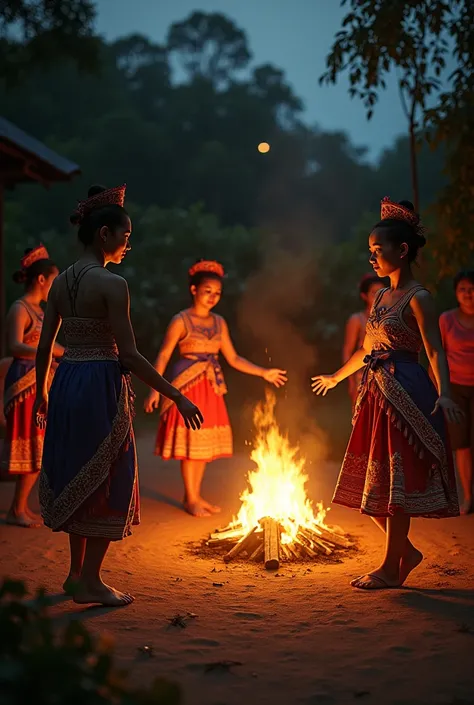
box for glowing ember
[206,391,352,568]
[236,390,327,543]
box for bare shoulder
[439,308,456,321]
[215,313,227,327]
[7,300,29,322]
[410,287,435,314]
[412,287,433,303]
[347,312,362,325]
[168,312,186,331]
[102,270,129,292]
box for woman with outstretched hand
[312,197,462,591]
[34,184,203,608]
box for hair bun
[398,200,415,211]
[69,210,82,225]
[23,247,33,255]
[12,269,27,284]
[87,184,107,198]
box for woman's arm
[144,316,185,412]
[36,284,62,399]
[105,276,202,428]
[151,315,185,375]
[410,291,463,422]
[220,318,287,386]
[6,304,37,359]
[410,291,450,396]
[220,318,264,377]
[106,277,184,398]
[312,337,369,395]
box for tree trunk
[409,118,420,213]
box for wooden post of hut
[0,117,80,356]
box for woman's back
[54,263,117,321]
[54,264,122,358]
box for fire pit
[206,391,354,570]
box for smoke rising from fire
[237,237,329,465]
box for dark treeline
[1,11,453,456]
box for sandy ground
[1,431,474,705]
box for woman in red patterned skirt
[0,246,63,527]
[312,198,462,590]
[145,260,287,517]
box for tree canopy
[320,0,474,274]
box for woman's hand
[311,374,338,396]
[432,395,464,424]
[176,395,204,430]
[33,393,48,429]
[144,390,160,414]
[262,368,288,388]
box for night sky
[95,0,416,162]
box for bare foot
[26,508,42,522]
[199,497,222,514]
[6,510,42,528]
[63,574,82,596]
[73,581,134,606]
[183,500,212,517]
[351,568,400,590]
[399,547,423,585]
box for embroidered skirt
[40,358,139,540]
[155,363,233,462]
[1,359,45,477]
[334,357,459,518]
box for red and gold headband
[74,184,126,223]
[380,196,420,228]
[21,244,49,270]
[188,260,225,278]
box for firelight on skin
[145,259,288,519]
[312,196,463,592]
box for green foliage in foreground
[0,579,181,705]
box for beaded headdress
[188,260,225,278]
[380,196,420,228]
[73,184,126,223]
[21,244,50,270]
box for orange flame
[234,390,328,543]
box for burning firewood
[294,536,318,559]
[261,517,280,570]
[223,527,257,563]
[203,392,355,570]
[249,542,264,562]
[210,528,243,541]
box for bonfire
[207,391,353,570]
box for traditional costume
[333,198,459,518]
[155,260,233,462]
[0,246,53,478]
[40,185,140,540]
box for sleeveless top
[178,311,222,358]
[62,264,119,363]
[365,285,426,355]
[439,309,474,386]
[15,299,44,353]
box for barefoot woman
[34,185,203,606]
[312,198,462,590]
[1,246,62,527]
[145,260,287,517]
